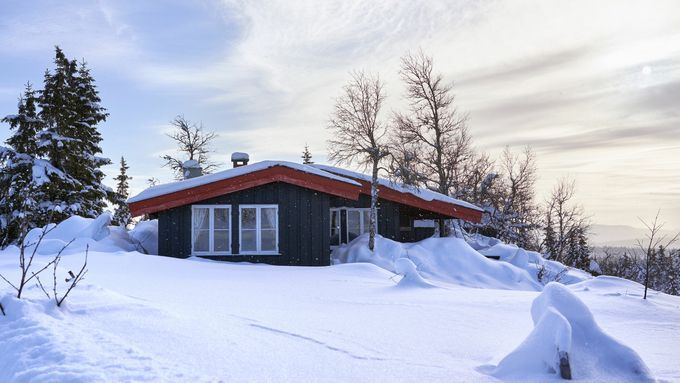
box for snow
[333,234,545,290]
[231,152,250,161]
[394,257,435,288]
[130,219,158,254]
[311,164,483,212]
[1,216,679,382]
[485,282,655,382]
[22,214,139,255]
[128,161,361,204]
[181,159,200,169]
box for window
[239,205,279,254]
[192,205,231,255]
[330,208,377,246]
[330,209,341,246]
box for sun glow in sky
[0,0,679,229]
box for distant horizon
[1,0,678,230]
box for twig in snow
[53,244,88,307]
[33,273,51,299]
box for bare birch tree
[636,211,679,299]
[543,178,590,267]
[328,71,390,251]
[394,51,472,235]
[162,115,219,179]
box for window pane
[214,230,230,252]
[241,208,256,229]
[241,230,257,252]
[214,208,230,230]
[193,208,209,230]
[261,208,277,229]
[330,210,340,246]
[362,210,374,234]
[347,210,361,242]
[261,229,277,251]
[193,230,209,252]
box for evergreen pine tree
[576,227,591,270]
[37,46,111,221]
[302,144,313,164]
[0,83,49,246]
[112,157,132,227]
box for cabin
[128,154,483,266]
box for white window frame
[191,205,232,256]
[239,204,279,255]
[330,207,378,247]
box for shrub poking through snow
[488,282,655,382]
[0,218,58,300]
[51,244,88,307]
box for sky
[0,0,679,230]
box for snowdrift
[473,237,592,285]
[333,234,544,291]
[17,214,157,255]
[487,282,655,382]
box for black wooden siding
[157,182,331,266]
[328,194,401,241]
[156,182,443,266]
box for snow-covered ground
[1,217,679,382]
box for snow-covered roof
[311,164,483,212]
[128,161,360,203]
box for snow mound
[333,234,542,291]
[394,258,435,288]
[475,237,591,285]
[130,219,158,255]
[22,213,146,255]
[0,289,202,382]
[488,282,655,382]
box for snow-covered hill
[1,216,678,382]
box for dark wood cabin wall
[329,194,401,241]
[157,182,330,266]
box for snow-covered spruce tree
[301,144,313,164]
[328,71,390,251]
[112,156,132,227]
[0,83,48,246]
[37,47,112,221]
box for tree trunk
[439,218,448,238]
[369,160,379,251]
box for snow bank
[21,213,155,255]
[333,234,542,291]
[130,219,158,255]
[474,236,591,285]
[394,258,435,288]
[488,282,655,382]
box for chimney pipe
[231,152,250,168]
[182,159,202,179]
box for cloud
[1,0,679,228]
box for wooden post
[558,350,572,380]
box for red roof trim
[129,166,361,217]
[347,177,483,223]
[129,165,482,223]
